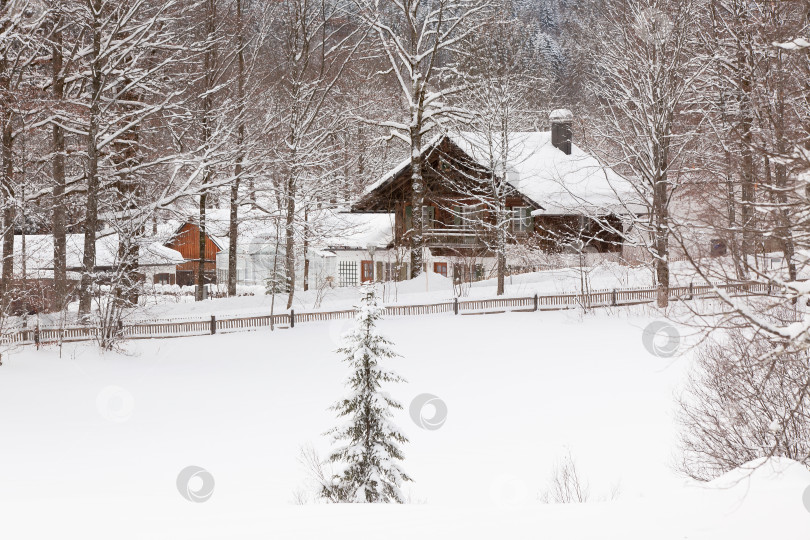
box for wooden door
[361,260,374,283]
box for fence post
[210,315,216,335]
[533,294,538,312]
[290,309,295,328]
[454,297,459,315]
[689,282,694,300]
[611,289,617,306]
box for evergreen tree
[323,287,410,503]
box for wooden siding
[165,223,221,285]
[356,136,625,255]
[166,223,220,262]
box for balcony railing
[422,227,493,248]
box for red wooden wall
[165,223,221,285]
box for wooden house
[352,111,643,280]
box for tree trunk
[112,73,141,311]
[770,52,797,282]
[197,190,208,298]
[303,206,309,292]
[653,170,670,308]
[736,27,756,273]
[52,16,68,308]
[496,204,505,296]
[409,124,424,278]
[725,160,746,280]
[0,0,11,303]
[1,108,13,300]
[78,1,103,318]
[227,173,239,295]
[197,0,217,301]
[285,173,296,309]
[228,0,246,297]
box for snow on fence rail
[2,281,772,346]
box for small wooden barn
[164,222,223,286]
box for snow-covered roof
[210,210,396,257]
[315,212,395,250]
[450,132,643,216]
[359,132,644,216]
[360,134,445,199]
[11,233,183,276]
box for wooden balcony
[422,227,493,248]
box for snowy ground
[1,304,808,538]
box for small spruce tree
[323,286,411,503]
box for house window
[176,270,194,287]
[397,262,409,281]
[422,206,435,229]
[512,207,533,233]
[361,260,374,283]
[460,205,481,228]
[433,262,448,277]
[338,261,357,287]
[379,262,401,281]
[154,273,173,285]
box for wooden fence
[1,281,772,347]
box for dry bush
[677,328,810,481]
[540,450,591,504]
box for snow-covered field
[1,305,808,538]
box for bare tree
[66,0,190,317]
[443,8,539,295]
[592,0,701,307]
[264,0,363,309]
[670,11,810,480]
[355,0,491,278]
[0,0,44,306]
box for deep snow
[0,307,808,539]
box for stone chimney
[550,109,573,155]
